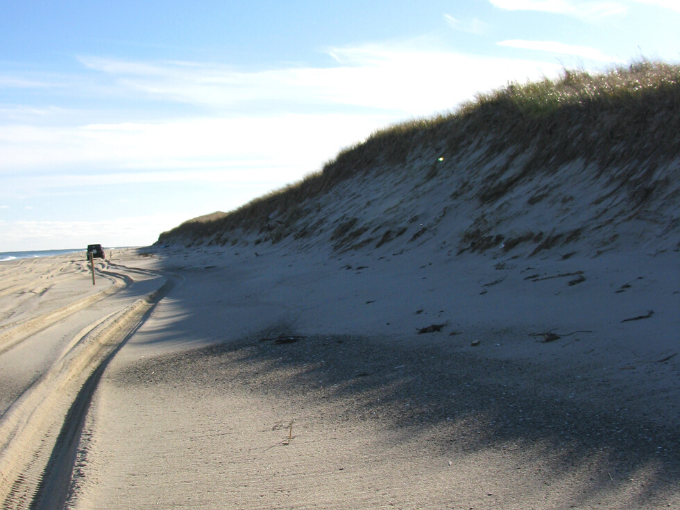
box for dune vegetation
[157,60,680,250]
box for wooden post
[90,252,96,285]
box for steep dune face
[67,63,680,510]
[157,62,680,258]
[217,146,678,260]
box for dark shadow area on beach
[116,304,680,508]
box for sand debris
[417,323,446,334]
[529,271,584,282]
[259,335,305,344]
[621,310,654,323]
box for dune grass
[157,60,680,246]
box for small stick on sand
[282,419,295,445]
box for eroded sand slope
[65,235,679,509]
[0,251,169,509]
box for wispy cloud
[0,106,74,118]
[4,166,326,191]
[79,47,561,117]
[0,114,392,178]
[0,76,52,89]
[498,40,622,62]
[489,0,628,20]
[628,0,680,13]
[444,14,490,34]
[2,47,562,181]
[0,216,186,251]
[0,43,565,250]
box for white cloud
[0,215,186,251]
[0,105,75,119]
[628,0,680,12]
[6,167,314,190]
[489,0,628,20]
[79,47,561,118]
[2,48,563,181]
[0,113,392,178]
[322,45,561,110]
[0,76,52,88]
[444,14,490,34]
[0,44,569,249]
[498,39,622,62]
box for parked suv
[87,244,105,260]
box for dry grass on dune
[157,60,680,247]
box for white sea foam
[0,249,81,262]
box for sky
[1,0,679,251]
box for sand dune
[3,167,679,509]
[2,197,679,509]
[2,64,680,508]
[57,235,679,509]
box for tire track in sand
[0,270,132,357]
[0,277,175,509]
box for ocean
[0,248,84,262]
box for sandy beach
[2,232,676,509]
[2,64,680,508]
[0,251,169,508]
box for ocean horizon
[0,247,142,262]
[0,248,85,262]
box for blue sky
[1,0,678,251]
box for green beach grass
[157,60,680,247]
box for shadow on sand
[118,297,679,508]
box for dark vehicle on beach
[87,244,105,260]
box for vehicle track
[0,259,108,330]
[0,260,84,298]
[0,269,131,357]
[0,277,174,509]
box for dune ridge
[157,61,680,255]
[2,61,679,509]
[55,60,678,509]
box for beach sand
[0,250,169,508]
[3,62,680,508]
[1,168,679,509]
[45,239,680,509]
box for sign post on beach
[89,252,96,285]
